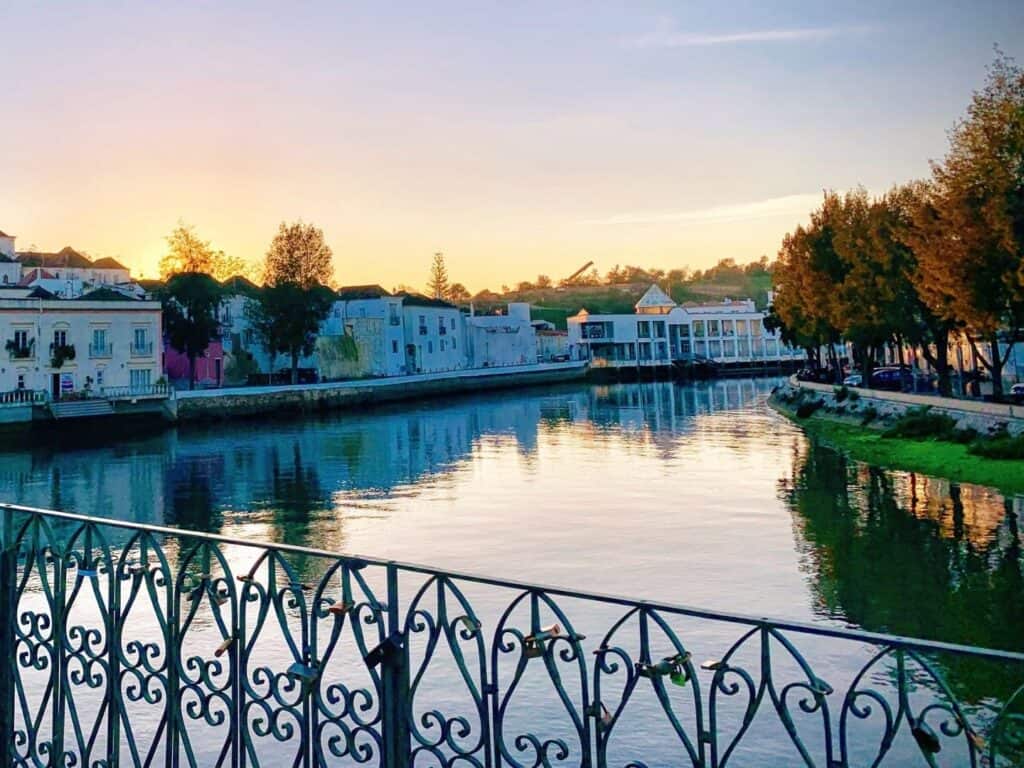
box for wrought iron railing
[130,341,154,358]
[1,502,1022,768]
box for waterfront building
[323,285,407,378]
[0,290,163,399]
[566,283,802,369]
[398,292,466,374]
[464,302,538,368]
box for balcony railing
[0,389,46,407]
[88,342,113,358]
[99,382,171,400]
[0,502,1022,768]
[130,341,154,357]
[5,340,35,361]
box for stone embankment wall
[174,361,587,422]
[780,378,1024,436]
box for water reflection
[2,378,1020,655]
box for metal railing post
[0,508,16,768]
[382,563,411,767]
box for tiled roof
[91,256,128,270]
[395,291,456,309]
[220,275,261,296]
[18,268,57,286]
[337,284,391,300]
[75,287,141,302]
[634,283,676,310]
[17,246,93,269]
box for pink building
[163,339,225,389]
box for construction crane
[561,260,594,286]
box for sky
[2,1,1022,291]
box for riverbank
[174,360,588,422]
[769,389,1024,494]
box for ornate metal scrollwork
[1,503,1023,768]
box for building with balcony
[567,284,803,370]
[398,292,466,374]
[0,291,162,400]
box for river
[4,377,1022,766]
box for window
[418,315,427,335]
[389,305,401,326]
[678,325,690,338]
[736,319,747,335]
[13,329,29,350]
[243,329,254,346]
[440,339,446,351]
[692,320,705,338]
[96,368,104,386]
[450,318,456,330]
[654,322,666,338]
[428,341,433,353]
[638,342,652,360]
[130,368,152,391]
[439,316,447,335]
[722,320,734,336]
[750,319,762,337]
[16,372,25,389]
[92,329,106,348]
[53,329,68,348]
[708,320,720,337]
[637,321,651,338]
[392,340,399,354]
[452,336,456,350]
[134,327,147,348]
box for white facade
[0,296,163,398]
[465,302,538,367]
[567,285,802,367]
[402,298,466,374]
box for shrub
[796,399,824,419]
[882,407,958,441]
[969,432,1024,460]
[848,390,860,402]
[834,385,849,403]
[861,406,878,425]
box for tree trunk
[291,350,299,385]
[920,326,952,397]
[989,335,1004,398]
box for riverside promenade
[172,359,588,421]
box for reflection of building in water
[2,380,783,538]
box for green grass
[771,398,1024,494]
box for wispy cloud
[594,194,823,226]
[623,19,864,49]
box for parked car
[843,372,863,387]
[1011,382,1024,403]
[797,367,832,383]
[870,367,912,391]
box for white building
[464,302,538,368]
[567,284,802,368]
[1,290,163,399]
[399,292,466,373]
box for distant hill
[465,258,774,329]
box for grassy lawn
[771,400,1024,495]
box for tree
[160,222,251,281]
[161,272,223,390]
[248,282,335,384]
[449,283,471,302]
[920,51,1024,396]
[265,221,334,288]
[427,252,450,300]
[535,274,552,289]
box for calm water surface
[5,378,1023,765]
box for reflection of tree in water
[168,458,222,532]
[781,440,1024,702]
[268,442,329,561]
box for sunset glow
[2,1,1021,289]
